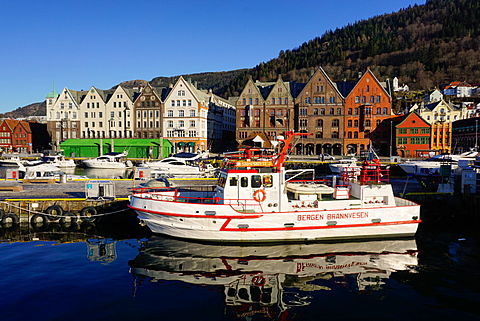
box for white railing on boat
[394,197,419,206]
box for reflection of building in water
[129,236,419,317]
[87,239,117,263]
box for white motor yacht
[39,155,76,168]
[22,163,88,181]
[82,152,132,169]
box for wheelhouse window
[241,177,248,187]
[251,175,262,188]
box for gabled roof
[298,67,345,99]
[423,99,455,111]
[1,119,19,131]
[346,68,391,99]
[15,121,32,134]
[398,112,430,127]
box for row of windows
[171,100,193,107]
[398,128,431,134]
[167,110,196,117]
[84,121,130,128]
[354,96,382,104]
[301,119,341,127]
[82,130,132,139]
[137,110,160,118]
[240,109,288,117]
[166,120,196,128]
[241,97,289,105]
[304,97,336,104]
[165,130,197,138]
[0,132,9,137]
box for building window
[168,110,173,117]
[190,110,196,117]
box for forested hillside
[219,0,480,98]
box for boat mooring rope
[0,201,130,219]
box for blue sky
[0,0,425,113]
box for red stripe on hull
[220,219,421,232]
[127,205,263,219]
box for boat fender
[253,189,267,202]
[45,205,64,221]
[31,213,49,228]
[80,206,97,222]
[1,213,19,226]
[60,212,78,231]
[252,275,266,286]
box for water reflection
[129,236,418,317]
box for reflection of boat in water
[80,167,132,179]
[129,236,418,316]
[129,131,421,242]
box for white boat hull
[129,195,420,242]
[83,161,128,169]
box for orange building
[343,69,392,156]
[395,112,431,158]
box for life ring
[252,275,266,286]
[80,206,97,222]
[45,205,64,221]
[60,212,78,232]
[253,189,267,202]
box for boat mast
[274,131,310,171]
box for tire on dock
[80,206,97,222]
[45,205,64,221]
[31,213,49,232]
[60,212,78,232]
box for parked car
[318,153,335,160]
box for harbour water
[0,214,479,321]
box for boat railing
[286,179,332,187]
[394,197,419,207]
[132,186,263,209]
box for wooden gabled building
[236,75,294,148]
[344,68,392,156]
[294,67,346,155]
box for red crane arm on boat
[274,131,312,171]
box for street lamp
[389,120,393,158]
[475,119,478,150]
